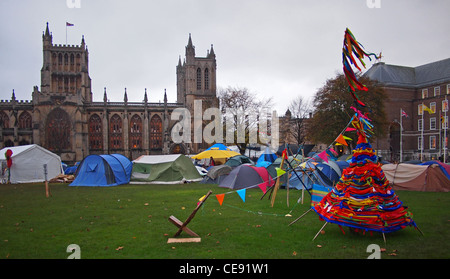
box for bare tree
[286,96,312,146]
[218,86,272,154]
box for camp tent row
[70,153,203,186]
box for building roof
[364,58,450,88]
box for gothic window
[204,68,209,90]
[197,68,202,90]
[76,54,81,71]
[46,108,71,152]
[64,53,69,65]
[64,77,69,92]
[58,53,63,65]
[18,111,32,129]
[89,114,103,150]
[70,54,75,71]
[150,114,162,149]
[129,114,142,149]
[52,53,57,69]
[109,114,123,150]
[0,111,9,128]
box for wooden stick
[415,225,425,236]
[288,208,312,226]
[286,170,290,207]
[271,155,285,207]
[382,232,386,244]
[173,190,212,237]
[312,222,328,241]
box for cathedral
[0,23,218,164]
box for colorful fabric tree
[313,117,417,234]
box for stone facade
[0,24,218,164]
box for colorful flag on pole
[401,109,409,118]
[422,104,434,114]
[66,22,74,27]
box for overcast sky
[1,0,449,113]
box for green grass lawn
[0,182,449,259]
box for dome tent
[70,154,132,187]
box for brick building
[364,58,450,162]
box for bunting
[335,134,348,146]
[237,189,246,202]
[211,114,372,210]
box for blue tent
[70,154,132,186]
[206,143,232,151]
[256,146,277,167]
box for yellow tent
[191,149,240,160]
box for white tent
[0,144,63,184]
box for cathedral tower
[32,22,92,162]
[176,34,217,107]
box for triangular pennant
[345,127,356,132]
[237,189,246,202]
[215,194,225,206]
[275,167,286,177]
[258,183,267,194]
[317,150,328,163]
[343,136,353,141]
[335,134,348,146]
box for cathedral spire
[209,44,215,58]
[185,33,195,60]
[187,33,193,48]
[43,22,52,45]
[103,87,108,103]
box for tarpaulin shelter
[0,144,63,184]
[420,160,450,180]
[382,163,450,192]
[69,154,132,187]
[218,165,274,190]
[131,154,202,184]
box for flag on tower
[66,22,74,27]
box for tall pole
[399,108,403,163]
[445,96,448,163]
[421,103,424,161]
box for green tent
[130,154,202,184]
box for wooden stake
[382,232,386,244]
[271,155,285,207]
[415,225,425,236]
[288,208,312,226]
[312,222,328,241]
[286,170,290,207]
[172,190,212,238]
